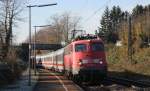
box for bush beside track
[0,61,27,86]
[106,44,150,82]
[0,46,28,86]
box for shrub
[106,44,150,75]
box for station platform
[34,69,83,91]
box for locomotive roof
[72,34,103,43]
[72,39,103,44]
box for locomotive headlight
[79,59,83,65]
[99,61,103,64]
[79,61,82,65]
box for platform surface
[33,69,83,91]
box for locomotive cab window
[75,44,86,52]
[91,42,104,51]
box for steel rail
[107,76,150,87]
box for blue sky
[13,0,150,44]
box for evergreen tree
[110,6,123,31]
[98,6,123,43]
[98,6,112,42]
[132,5,144,16]
[97,4,150,46]
[122,11,129,21]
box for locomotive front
[72,38,107,82]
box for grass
[106,44,150,76]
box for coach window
[91,42,104,51]
[75,44,86,52]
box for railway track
[107,76,150,88]
[77,76,150,91]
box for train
[36,34,107,83]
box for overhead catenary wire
[83,0,143,24]
[84,0,111,23]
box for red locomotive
[36,34,107,83]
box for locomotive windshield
[91,42,104,51]
[75,44,86,52]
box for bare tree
[50,12,81,44]
[0,0,25,61]
[29,12,82,48]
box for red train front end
[72,37,107,82]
